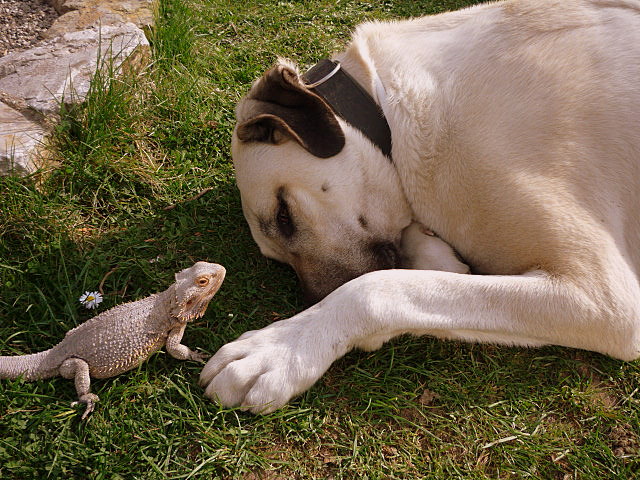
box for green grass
[1,0,639,478]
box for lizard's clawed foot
[190,350,210,363]
[72,393,100,420]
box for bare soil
[0,0,58,56]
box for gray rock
[0,22,149,117]
[0,101,46,175]
[0,0,152,176]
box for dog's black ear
[236,65,345,158]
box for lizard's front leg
[60,358,99,420]
[166,324,208,362]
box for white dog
[200,0,640,413]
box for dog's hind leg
[400,222,469,273]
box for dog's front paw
[199,317,332,414]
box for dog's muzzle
[371,241,400,270]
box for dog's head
[232,61,412,303]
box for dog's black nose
[371,241,399,269]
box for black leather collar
[303,59,393,160]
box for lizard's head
[174,262,226,321]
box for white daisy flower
[79,291,103,309]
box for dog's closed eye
[276,196,295,238]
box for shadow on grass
[0,176,301,355]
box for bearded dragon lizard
[0,261,226,419]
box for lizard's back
[49,293,173,378]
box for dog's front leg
[200,269,639,413]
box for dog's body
[200,0,640,413]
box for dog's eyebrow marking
[358,215,368,229]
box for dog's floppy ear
[236,65,345,158]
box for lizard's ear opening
[180,297,198,320]
[178,295,210,322]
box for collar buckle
[305,61,341,89]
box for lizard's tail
[0,350,54,381]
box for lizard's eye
[196,276,210,287]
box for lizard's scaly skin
[0,262,225,418]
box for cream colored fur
[201,0,640,413]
